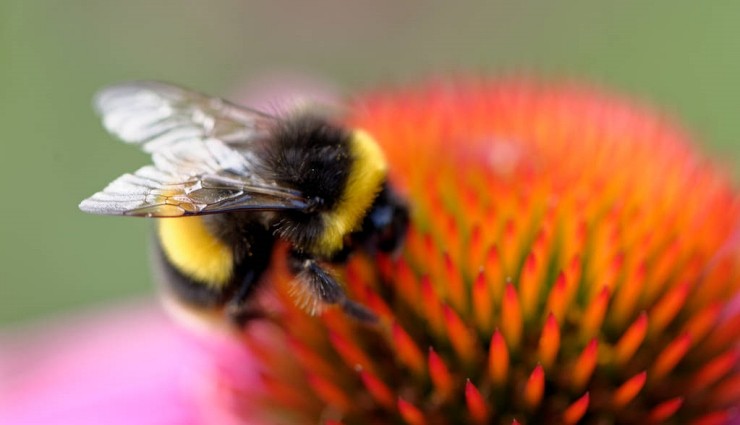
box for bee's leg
[225,268,267,325]
[288,249,377,323]
[224,237,275,326]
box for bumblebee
[80,81,408,326]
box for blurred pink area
[0,301,261,425]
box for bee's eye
[368,204,394,231]
[369,202,409,253]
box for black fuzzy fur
[264,114,353,250]
[266,114,352,209]
[157,114,408,324]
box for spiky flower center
[228,81,739,425]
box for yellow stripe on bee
[315,129,388,256]
[158,216,233,287]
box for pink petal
[0,301,260,425]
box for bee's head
[353,183,409,255]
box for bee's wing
[81,137,308,217]
[82,82,309,217]
[79,164,307,217]
[94,81,274,153]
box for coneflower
[208,80,740,424]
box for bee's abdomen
[153,243,231,308]
[155,214,275,313]
[158,216,235,287]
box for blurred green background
[1,1,738,326]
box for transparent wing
[82,81,309,217]
[79,164,308,217]
[94,80,274,153]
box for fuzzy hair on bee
[80,81,409,327]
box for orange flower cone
[214,80,740,424]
